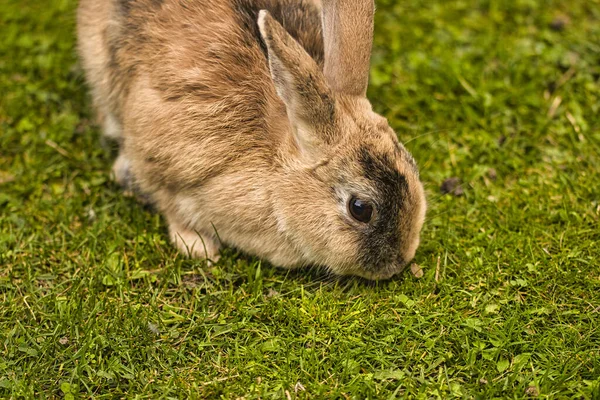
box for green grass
[1,0,599,398]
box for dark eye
[348,197,374,223]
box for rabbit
[77,0,427,280]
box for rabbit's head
[258,4,426,280]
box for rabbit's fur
[77,0,426,280]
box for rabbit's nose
[396,254,408,268]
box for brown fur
[77,0,426,280]
[322,0,374,96]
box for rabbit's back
[79,0,323,191]
[81,0,323,124]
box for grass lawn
[1,0,599,398]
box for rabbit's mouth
[349,269,399,281]
[342,260,408,281]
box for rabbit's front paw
[169,222,221,264]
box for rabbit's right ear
[258,10,336,161]
[322,0,374,96]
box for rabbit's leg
[100,110,131,189]
[168,220,221,263]
[111,152,131,188]
[103,112,122,140]
[111,152,153,205]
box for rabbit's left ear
[258,10,336,160]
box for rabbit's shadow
[189,245,410,295]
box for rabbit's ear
[258,10,336,160]
[322,0,374,96]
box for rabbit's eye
[348,197,373,223]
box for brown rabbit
[77,0,427,280]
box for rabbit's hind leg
[111,152,153,205]
[103,112,122,140]
[111,152,131,189]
